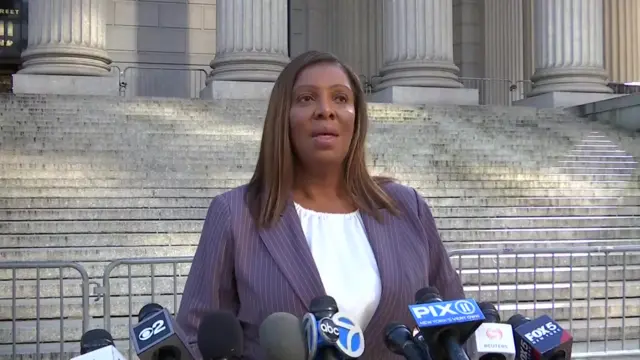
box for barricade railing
[96,256,193,359]
[449,245,640,359]
[4,245,639,359]
[0,261,91,360]
[115,66,209,99]
[359,75,531,106]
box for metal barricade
[118,66,209,99]
[97,257,193,359]
[0,261,91,360]
[449,246,640,359]
[92,245,640,359]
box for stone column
[12,0,117,95]
[482,0,525,105]
[370,0,478,105]
[200,0,290,100]
[326,0,384,90]
[519,0,616,107]
[604,0,640,83]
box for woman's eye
[298,95,313,102]
[335,94,348,103]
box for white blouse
[294,203,382,330]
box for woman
[176,50,465,359]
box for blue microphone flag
[408,298,485,328]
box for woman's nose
[314,97,335,119]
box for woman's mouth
[311,133,338,148]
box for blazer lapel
[258,202,326,311]
[359,210,404,342]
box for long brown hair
[246,50,399,228]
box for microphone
[259,312,308,360]
[466,303,516,360]
[70,329,126,360]
[410,327,432,360]
[196,310,244,360]
[302,295,366,359]
[508,314,573,360]
[409,287,485,360]
[80,329,115,355]
[130,303,197,360]
[384,322,431,360]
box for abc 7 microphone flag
[302,311,365,359]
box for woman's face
[289,62,356,168]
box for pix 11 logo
[408,299,485,327]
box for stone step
[1,195,638,209]
[1,226,637,248]
[0,245,197,262]
[0,132,601,149]
[3,240,636,270]
[2,178,638,190]
[2,186,640,198]
[3,123,590,135]
[2,168,636,181]
[444,227,640,241]
[0,132,599,149]
[0,136,600,150]
[2,215,636,235]
[1,218,639,238]
[437,216,640,229]
[0,145,593,156]
[1,122,596,133]
[4,150,630,163]
[2,235,635,259]
[4,245,639,281]
[0,109,608,125]
[8,161,633,173]
[434,206,640,217]
[552,167,637,175]
[2,205,639,222]
[6,152,629,166]
[0,144,632,158]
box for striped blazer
[176,182,465,359]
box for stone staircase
[0,94,639,359]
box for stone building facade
[2,0,639,106]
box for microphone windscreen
[478,302,501,322]
[309,295,338,313]
[414,286,441,303]
[507,314,530,328]
[138,303,163,322]
[197,310,244,360]
[80,329,114,354]
[259,312,307,360]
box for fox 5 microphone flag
[512,314,573,360]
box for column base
[12,74,119,96]
[513,92,627,109]
[368,86,479,106]
[199,80,275,100]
